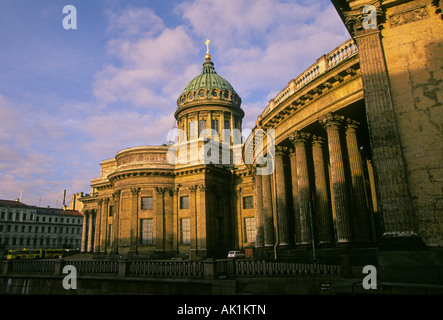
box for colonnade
[254,112,376,248]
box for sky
[0,0,349,208]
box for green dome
[177,57,241,109]
[182,60,235,93]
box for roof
[36,207,83,217]
[0,199,83,217]
[182,59,235,94]
[0,199,33,209]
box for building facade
[80,0,442,274]
[0,199,84,256]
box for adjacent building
[0,199,84,256]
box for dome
[176,56,241,110]
[182,60,235,93]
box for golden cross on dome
[205,39,211,54]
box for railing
[234,260,341,277]
[68,260,119,275]
[128,260,204,278]
[8,260,55,274]
[263,38,358,116]
[1,258,365,279]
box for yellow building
[80,0,442,268]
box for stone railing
[128,260,204,278]
[1,258,365,279]
[263,38,358,116]
[234,260,342,277]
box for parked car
[227,250,245,259]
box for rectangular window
[109,205,114,217]
[212,119,219,134]
[244,217,256,243]
[180,218,191,245]
[141,197,153,210]
[140,219,154,245]
[180,196,189,209]
[243,196,254,209]
[190,120,197,137]
[199,119,206,134]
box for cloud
[177,0,349,102]
[94,7,199,110]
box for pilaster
[129,187,140,254]
[262,173,275,247]
[253,172,265,248]
[343,2,417,242]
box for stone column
[129,187,140,254]
[320,113,352,243]
[345,120,372,242]
[189,185,198,254]
[94,199,103,253]
[172,188,179,252]
[262,173,275,246]
[289,149,301,245]
[275,146,290,246]
[312,135,334,245]
[155,187,166,253]
[81,211,88,252]
[254,173,265,247]
[220,111,225,143]
[344,7,416,241]
[111,190,120,255]
[289,131,311,244]
[235,187,243,248]
[100,198,109,253]
[198,184,207,256]
[87,210,95,252]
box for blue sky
[0,0,349,208]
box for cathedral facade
[80,0,443,274]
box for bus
[5,248,68,260]
[6,249,43,260]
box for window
[244,217,256,243]
[199,119,206,134]
[180,218,191,245]
[243,196,254,209]
[109,205,114,217]
[141,197,153,210]
[140,219,154,245]
[180,196,189,209]
[212,119,219,134]
[189,120,197,137]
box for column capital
[112,190,121,200]
[130,187,141,196]
[289,130,311,145]
[104,198,110,204]
[341,1,384,37]
[188,185,198,192]
[97,198,103,205]
[155,187,166,194]
[198,184,207,192]
[319,112,345,130]
[345,119,360,133]
[275,145,288,156]
[312,135,326,146]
